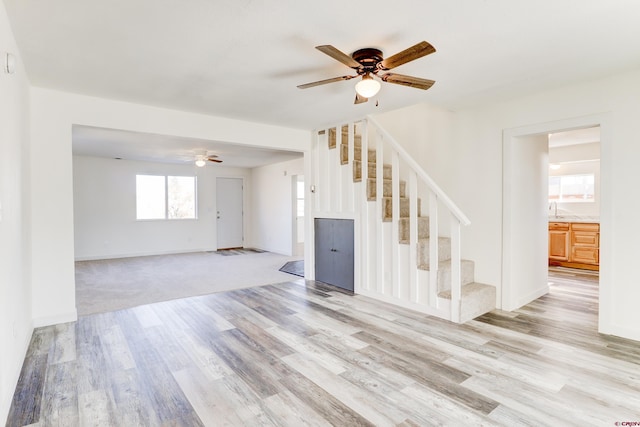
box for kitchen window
[548,173,594,203]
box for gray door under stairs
[314,218,354,291]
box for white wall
[372,104,464,237]
[372,103,457,192]
[503,134,550,310]
[73,156,252,259]
[374,68,640,340]
[30,88,310,327]
[250,157,304,255]
[0,2,32,421]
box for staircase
[314,118,495,323]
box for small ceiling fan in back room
[297,41,436,104]
[194,153,223,167]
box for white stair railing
[312,117,471,323]
[366,115,470,323]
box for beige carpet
[75,250,302,316]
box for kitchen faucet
[549,201,558,217]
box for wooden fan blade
[379,41,436,70]
[297,75,357,89]
[381,73,435,90]
[316,45,361,69]
[354,93,368,104]
[207,157,223,163]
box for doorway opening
[547,126,601,323]
[548,126,601,269]
[502,114,610,334]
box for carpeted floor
[75,250,302,316]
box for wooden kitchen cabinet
[570,223,599,266]
[549,222,570,262]
[549,222,599,270]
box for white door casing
[502,114,611,336]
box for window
[549,173,594,203]
[136,175,196,219]
[167,176,196,219]
[136,175,165,219]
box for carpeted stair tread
[345,146,377,163]
[432,259,476,291]
[417,256,474,277]
[328,128,336,149]
[353,160,392,182]
[367,178,407,199]
[382,197,421,220]
[438,282,497,323]
[416,237,452,264]
[438,282,494,299]
[340,136,363,165]
[398,217,430,242]
[332,127,361,145]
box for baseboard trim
[507,285,550,312]
[32,310,78,328]
[356,289,450,320]
[598,322,640,342]
[74,248,217,261]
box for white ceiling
[72,125,303,168]
[5,0,640,166]
[548,127,600,148]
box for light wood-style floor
[7,269,640,426]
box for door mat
[279,260,304,277]
[211,248,266,256]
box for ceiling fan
[297,41,436,104]
[195,153,222,167]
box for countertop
[548,216,600,223]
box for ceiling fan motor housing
[351,48,384,73]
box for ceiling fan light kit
[195,158,206,167]
[355,74,381,98]
[298,41,436,104]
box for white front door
[216,177,243,249]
